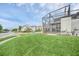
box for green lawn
[0,33,79,56]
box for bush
[3,29,9,33]
[12,28,17,32]
[35,29,41,32]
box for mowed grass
[0,33,79,56]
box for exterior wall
[71,18,79,36]
[31,26,36,31]
[31,26,42,32]
[42,16,79,35]
[49,23,61,33]
[61,17,72,33]
[43,18,61,33]
[43,24,50,33]
[21,26,27,31]
[71,19,79,31]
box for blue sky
[0,3,79,29]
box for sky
[0,3,79,29]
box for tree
[3,29,9,33]
[35,29,41,32]
[12,28,17,32]
[0,24,3,33]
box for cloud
[0,18,20,29]
[39,3,46,7]
[15,3,67,16]
[15,3,26,7]
[71,3,79,10]
[0,3,79,29]
[37,3,71,18]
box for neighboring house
[20,25,31,32]
[21,25,27,31]
[42,5,79,35]
[18,25,42,32]
[31,26,42,32]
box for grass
[0,33,79,56]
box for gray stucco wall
[61,17,72,33]
[71,19,79,31]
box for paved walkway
[0,32,16,38]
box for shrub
[35,29,41,32]
[12,28,17,32]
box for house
[18,25,42,32]
[31,26,42,32]
[20,25,32,32]
[42,5,79,35]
